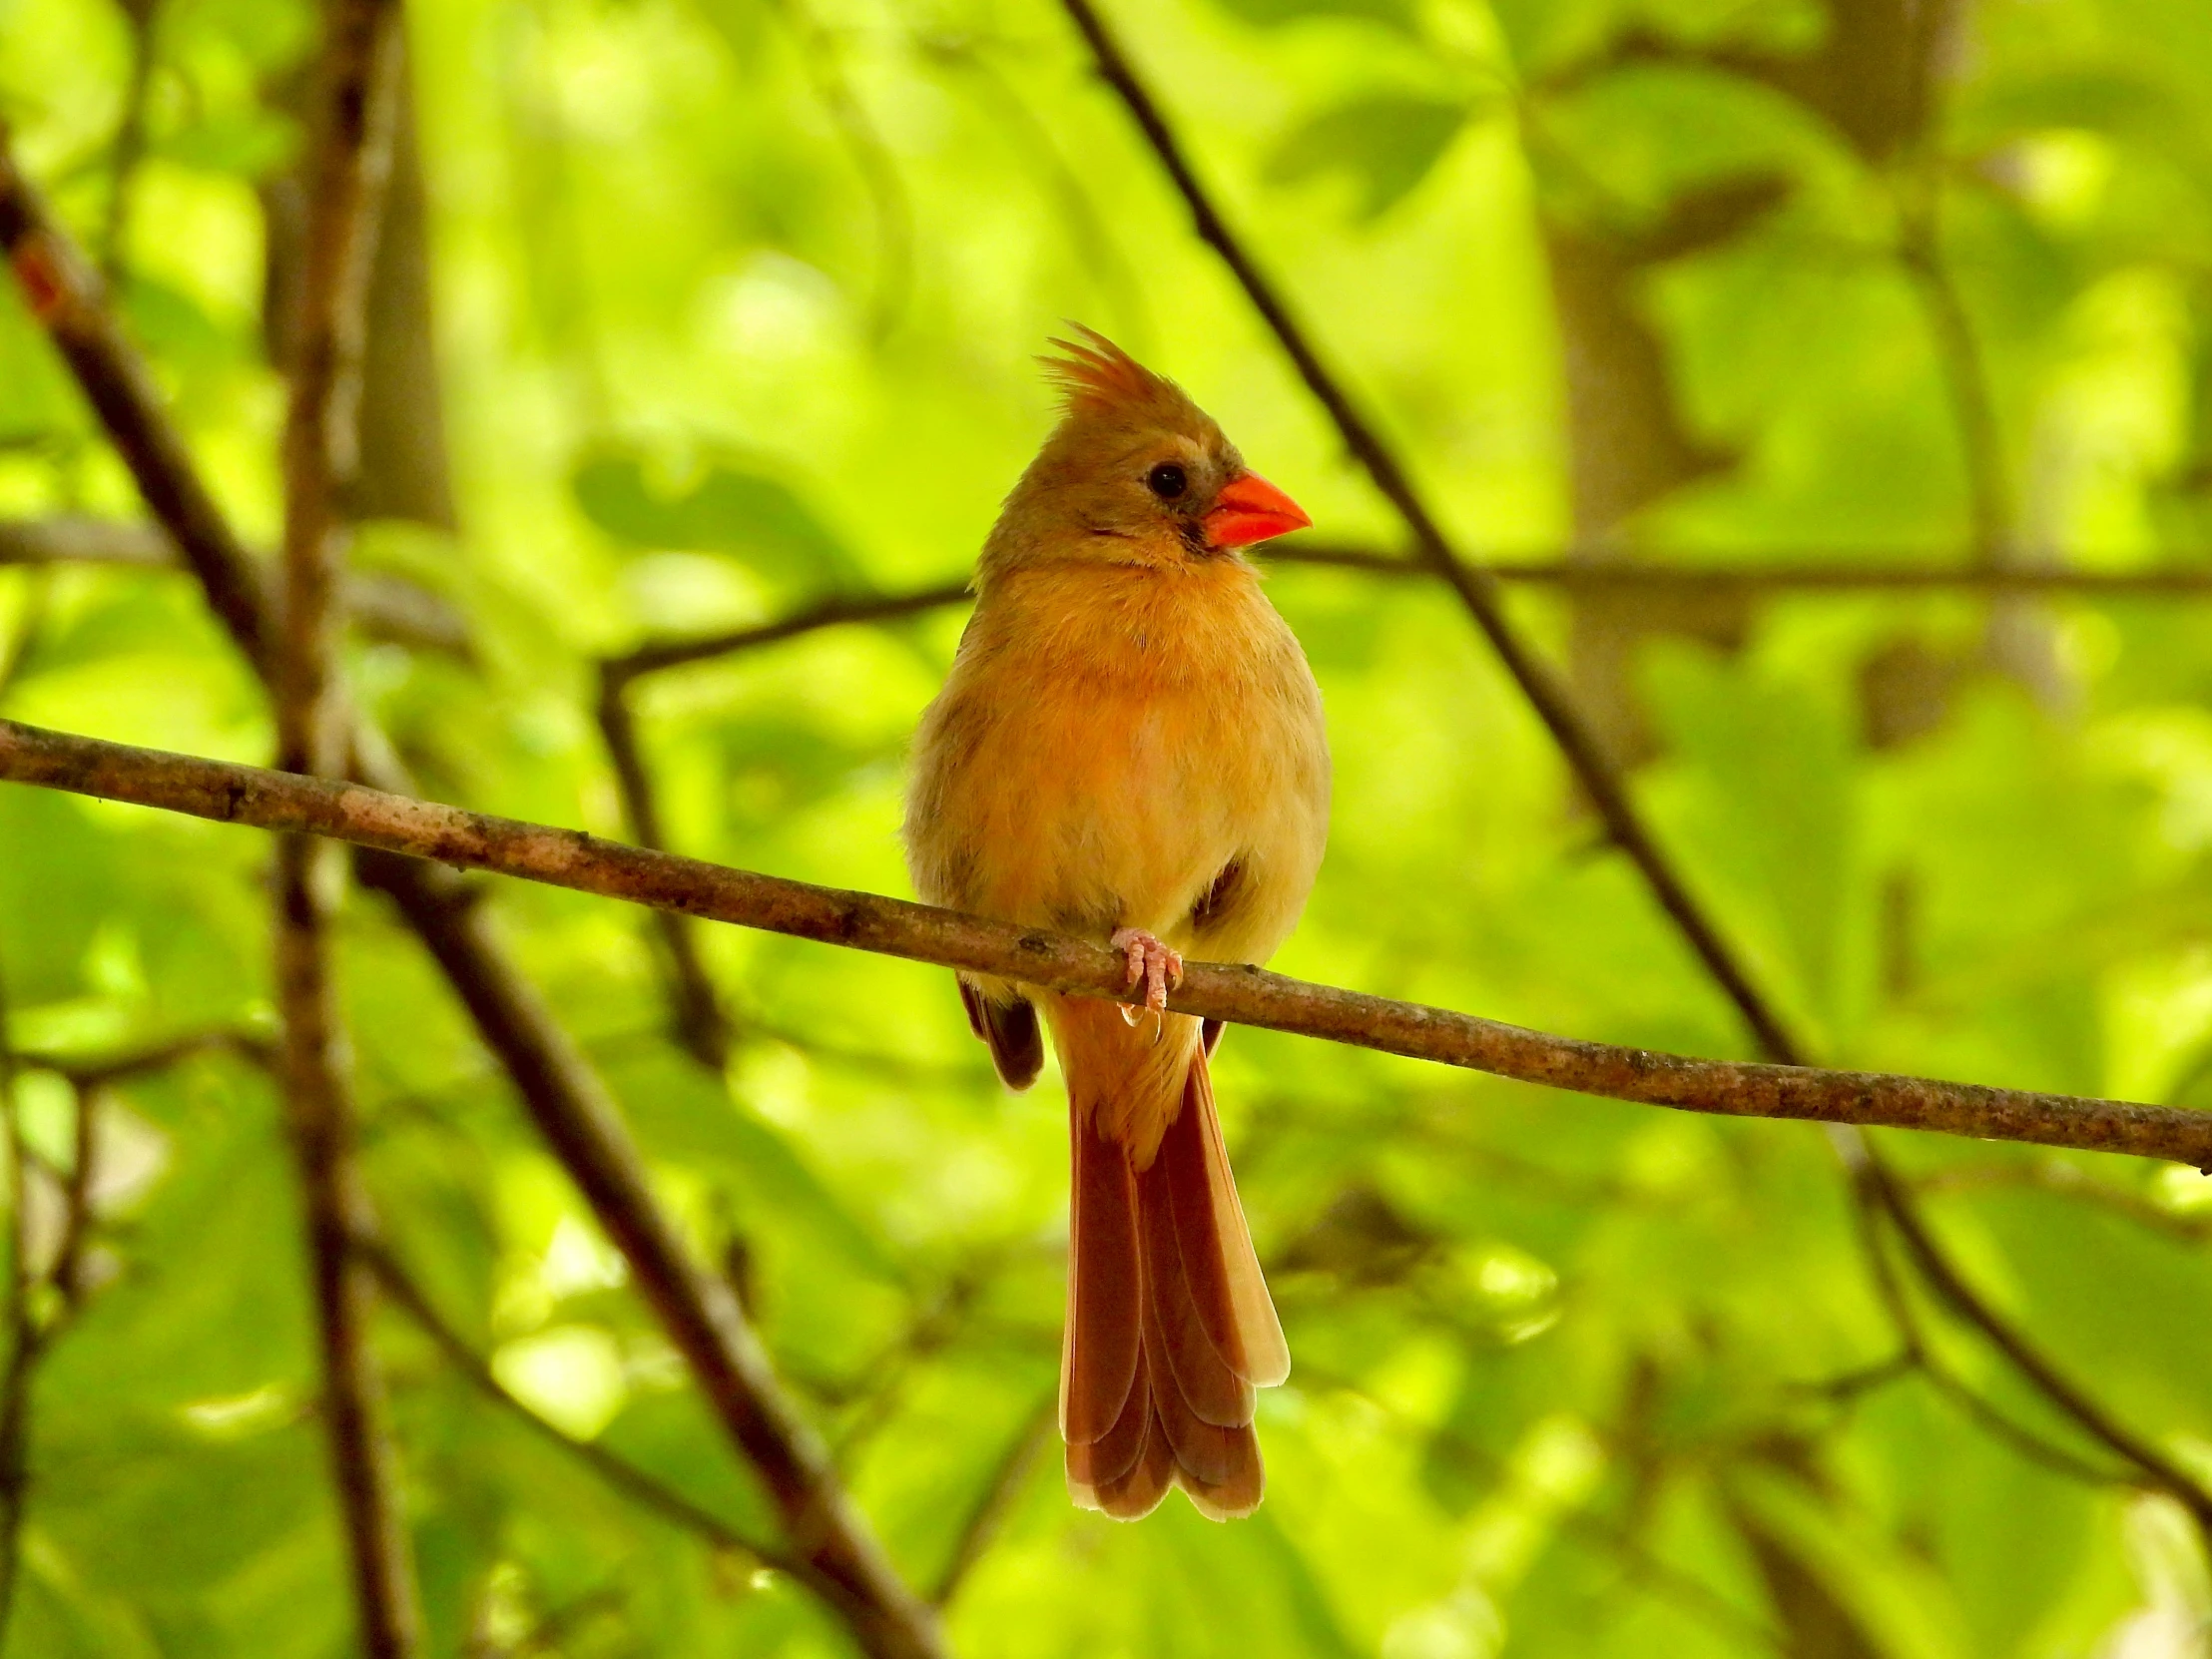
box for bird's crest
[1040,325,1171,416]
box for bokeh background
[6,0,2212,1650]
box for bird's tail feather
[1062,1026,1285,1520]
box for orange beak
[1202,471,1312,550]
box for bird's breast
[906,560,1329,961]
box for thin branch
[597,553,2212,689]
[1279,545,2212,595]
[11,717,2212,1169]
[760,0,911,336]
[0,149,273,668]
[276,0,420,1651]
[606,582,973,681]
[930,1397,1052,1607]
[0,953,29,1648]
[354,842,945,1659]
[1057,0,1797,1063]
[1897,212,2011,573]
[0,516,169,567]
[0,517,475,660]
[1842,1169,2130,1488]
[353,1237,794,1573]
[1862,1157,2212,1529]
[0,991,258,1646]
[97,0,161,281]
[594,666,732,1069]
[1917,1159,2212,1244]
[1047,1,2203,1565]
[1296,1358,1786,1654]
[17,1026,274,1087]
[0,125,940,1659]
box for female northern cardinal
[904,329,1330,1519]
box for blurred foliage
[7,0,2212,1651]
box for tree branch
[0,149,272,669]
[966,1,2212,1532]
[352,1237,794,1573]
[1861,1155,2212,1527]
[350,846,942,1657]
[0,122,939,1659]
[276,1,421,1651]
[1063,0,1790,1064]
[1842,1165,2136,1490]
[606,582,975,681]
[7,716,2212,1169]
[0,518,474,660]
[929,1399,1053,1608]
[594,666,733,1069]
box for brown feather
[1135,1060,1259,1421]
[1039,323,1172,417]
[1062,1099,1142,1448]
[959,979,1043,1090]
[1089,1401,1174,1520]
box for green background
[6,0,2212,1649]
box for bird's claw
[1111,928,1182,1026]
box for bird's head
[980,327,1310,579]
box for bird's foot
[1110,928,1183,1026]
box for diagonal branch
[8,717,2212,1169]
[1061,0,1787,1063]
[0,147,271,669]
[0,517,474,659]
[353,1237,795,1573]
[1842,1159,2136,1490]
[930,1398,1053,1607]
[594,666,733,1069]
[0,120,941,1659]
[1859,1154,2212,1527]
[1045,0,2212,1539]
[275,1,421,1652]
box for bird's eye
[1146,462,1188,501]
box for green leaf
[1265,96,1476,221]
[1206,0,1419,31]
[572,450,860,591]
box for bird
[903,327,1330,1519]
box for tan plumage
[904,329,1330,1519]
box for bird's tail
[1050,997,1289,1520]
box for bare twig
[0,518,474,659]
[0,125,939,1659]
[275,0,420,1651]
[594,667,732,1068]
[0,516,170,567]
[1917,1159,2212,1244]
[0,150,272,668]
[354,1237,795,1573]
[1860,1156,2212,1528]
[1297,1358,1786,1654]
[18,1026,273,1087]
[607,582,973,681]
[0,982,270,1647]
[930,1398,1052,1607]
[1276,546,2212,596]
[599,554,2212,689]
[354,843,945,1659]
[1042,0,2212,1541]
[98,0,162,279]
[11,717,2212,1169]
[1058,0,1796,1063]
[1897,215,2011,574]
[0,956,29,1647]
[1843,1158,2138,1489]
